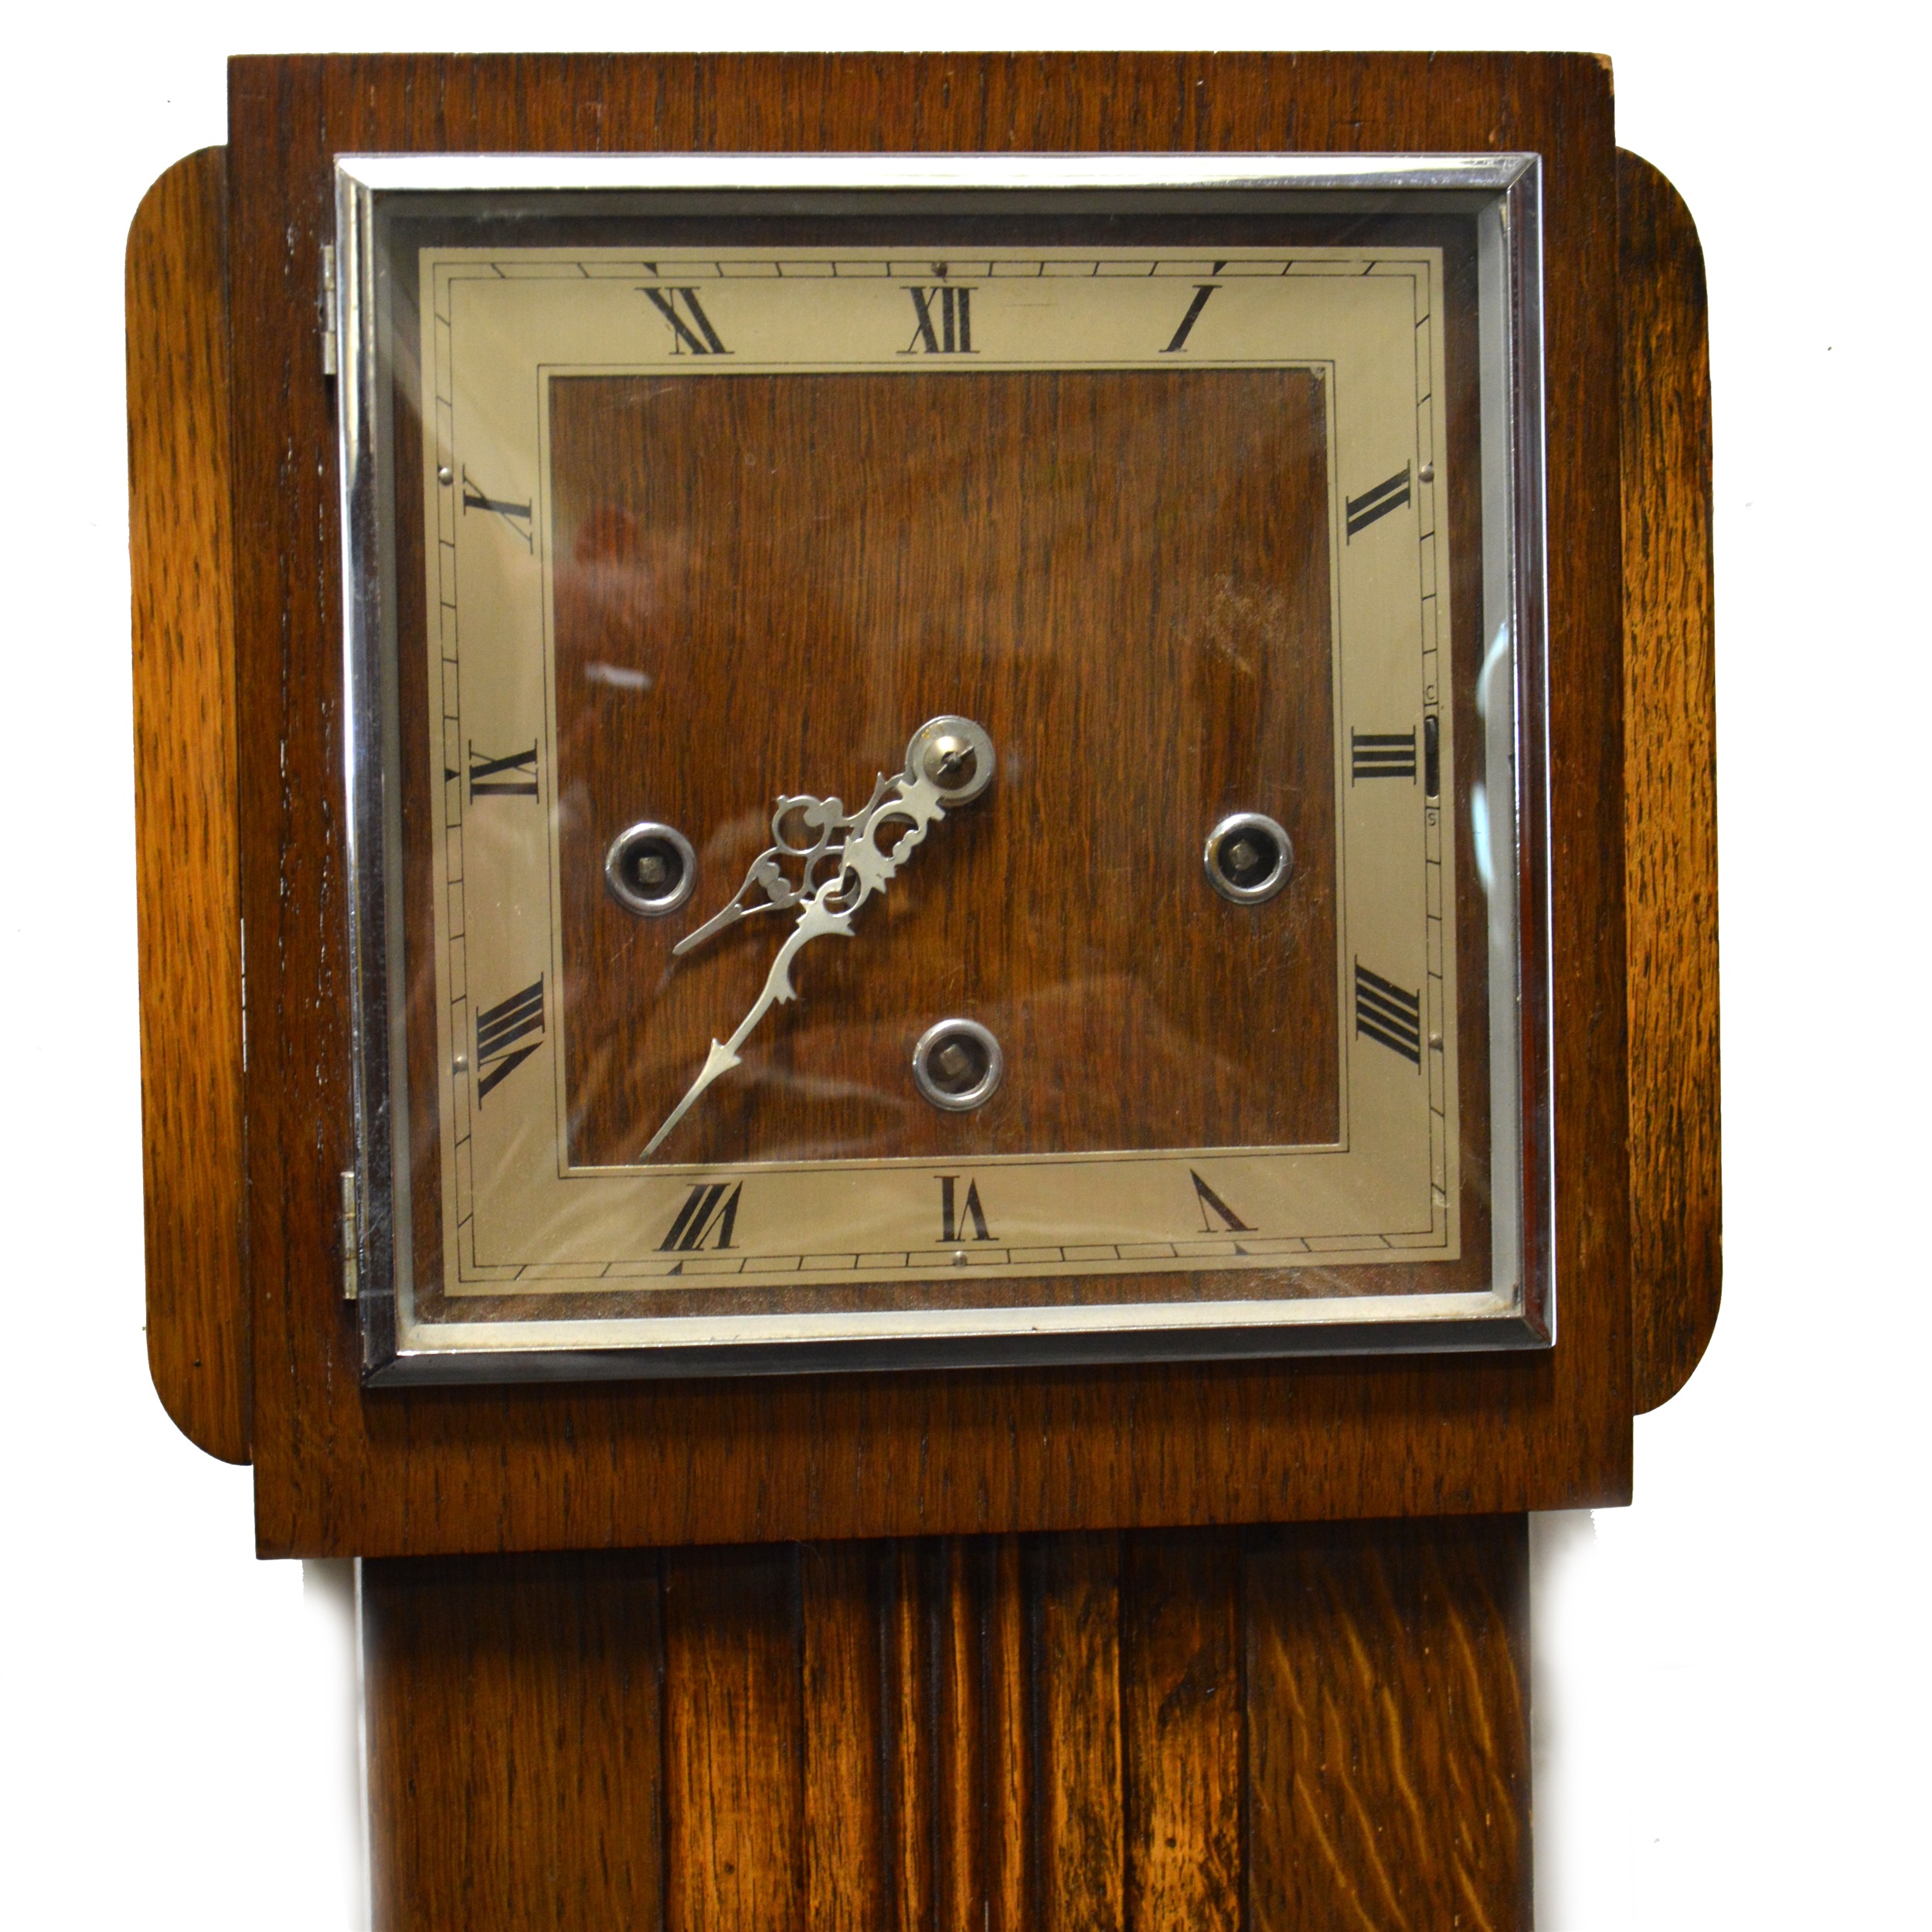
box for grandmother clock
[129,53,1718,1929]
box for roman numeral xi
[474,978,544,1101]
[1354,962,1422,1066]
[641,286,730,355]
[1345,464,1412,540]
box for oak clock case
[336,155,1551,1383]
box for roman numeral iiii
[474,978,545,1100]
[1354,963,1422,1066]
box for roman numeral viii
[1345,464,1412,540]
[641,286,730,355]
[903,286,975,355]
[460,468,533,551]
[659,1182,742,1253]
[1354,963,1422,1066]
[1351,729,1417,783]
[468,742,539,799]
[937,1175,995,1243]
[474,978,545,1101]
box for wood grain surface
[126,146,249,1466]
[1618,150,1722,1413]
[363,1516,1529,1931]
[221,52,1631,1551]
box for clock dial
[406,238,1477,1326]
[335,157,1553,1376]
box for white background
[2,6,1925,1927]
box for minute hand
[643,727,985,1160]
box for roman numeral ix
[1354,962,1422,1066]
[1345,464,1412,540]
[467,742,539,799]
[937,1175,995,1243]
[460,468,533,550]
[903,285,975,355]
[1351,728,1418,783]
[659,1182,742,1253]
[474,978,545,1101]
[641,286,730,355]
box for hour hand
[672,850,798,957]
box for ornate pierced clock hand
[645,716,995,1158]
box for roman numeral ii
[1345,464,1412,540]
[1354,963,1422,1066]
[474,978,545,1101]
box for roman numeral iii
[474,978,545,1101]
[641,286,730,355]
[1345,464,1412,540]
[659,1182,742,1253]
[903,286,975,355]
[1354,963,1422,1066]
[937,1175,995,1243]
[467,743,539,799]
[1351,729,1417,783]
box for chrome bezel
[604,822,699,919]
[335,151,1552,1383]
[912,1019,1006,1113]
[1204,813,1295,906]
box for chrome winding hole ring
[912,1018,1004,1112]
[604,821,698,917]
[1204,812,1294,905]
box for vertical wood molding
[364,1519,1529,1930]
[1618,150,1723,1413]
[126,146,249,1465]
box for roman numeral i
[1345,464,1412,540]
[641,286,730,355]
[903,285,975,355]
[474,978,545,1101]
[1354,962,1422,1066]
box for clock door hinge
[340,1169,359,1301]
[320,243,338,378]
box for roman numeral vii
[1354,962,1422,1066]
[474,978,545,1101]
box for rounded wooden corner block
[1617,149,1722,1413]
[128,145,250,1466]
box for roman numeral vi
[937,1175,995,1243]
[1354,962,1422,1066]
[474,978,545,1101]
